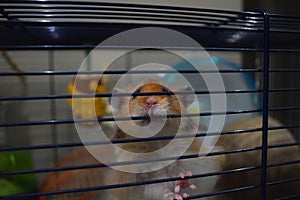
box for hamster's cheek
[131,104,147,116]
[151,105,167,116]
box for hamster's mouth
[133,114,151,126]
[133,108,166,126]
[146,105,167,117]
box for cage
[0,1,300,200]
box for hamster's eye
[135,89,141,93]
[132,88,141,99]
[162,86,172,96]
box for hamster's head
[110,81,197,138]
[129,82,181,117]
[111,81,195,120]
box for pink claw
[185,171,192,177]
[165,172,198,200]
[166,193,183,200]
[189,184,197,190]
[179,172,185,179]
[175,172,197,192]
[175,185,181,194]
[182,193,189,198]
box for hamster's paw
[164,192,185,200]
[164,172,197,200]
[175,172,197,194]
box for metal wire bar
[1,14,234,28]
[0,89,262,101]
[260,9,270,200]
[269,69,300,72]
[0,46,265,51]
[269,13,300,20]
[1,46,300,52]
[0,5,244,21]
[0,12,253,29]
[270,49,300,53]
[269,106,300,112]
[188,185,260,199]
[0,18,298,34]
[0,19,264,35]
[0,69,263,76]
[275,194,300,200]
[267,177,300,187]
[0,109,262,127]
[268,124,300,131]
[267,159,300,169]
[0,1,259,17]
[268,142,300,149]
[48,50,59,165]
[269,88,300,92]
[0,147,262,176]
[0,127,262,152]
[3,146,299,177]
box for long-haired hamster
[104,80,224,200]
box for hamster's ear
[176,86,195,107]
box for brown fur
[216,115,300,200]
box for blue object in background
[164,56,261,128]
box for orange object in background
[39,148,111,200]
[67,76,108,126]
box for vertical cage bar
[260,10,270,200]
[49,50,59,163]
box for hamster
[104,80,224,200]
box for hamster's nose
[146,96,158,108]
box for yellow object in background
[67,76,108,126]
